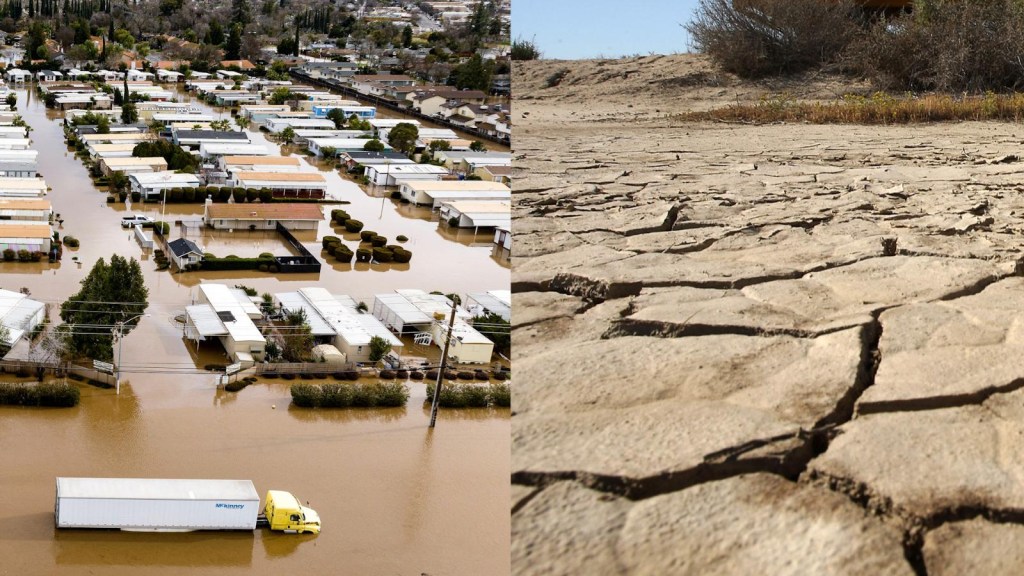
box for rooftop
[206,203,323,221]
[233,172,327,183]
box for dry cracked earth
[512,55,1024,575]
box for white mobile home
[184,283,265,365]
[129,171,201,201]
[399,180,511,209]
[0,178,48,198]
[203,203,323,230]
[0,222,52,255]
[438,200,511,230]
[100,157,169,177]
[307,138,391,157]
[221,156,302,174]
[0,288,46,346]
[365,163,448,187]
[372,290,493,364]
[0,198,52,221]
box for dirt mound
[513,54,872,125]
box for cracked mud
[512,55,1024,575]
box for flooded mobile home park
[0,74,510,575]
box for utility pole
[428,300,457,428]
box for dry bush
[851,0,1024,91]
[686,0,861,78]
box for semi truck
[54,478,321,534]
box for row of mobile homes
[399,180,510,209]
[99,157,169,177]
[202,202,323,231]
[229,172,328,198]
[438,200,511,231]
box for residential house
[365,163,448,187]
[99,156,169,177]
[474,164,512,184]
[129,171,201,201]
[399,180,511,208]
[311,104,377,120]
[184,283,265,365]
[274,287,403,364]
[434,150,512,172]
[5,69,31,83]
[307,137,392,157]
[372,289,494,364]
[0,178,48,197]
[203,202,323,230]
[172,129,249,149]
[155,69,183,83]
[229,172,328,199]
[409,89,487,116]
[465,290,511,322]
[0,198,52,221]
[340,150,414,172]
[198,143,270,160]
[220,60,256,71]
[0,288,46,346]
[438,200,511,230]
[264,117,337,134]
[0,150,38,177]
[35,70,62,82]
[167,238,203,270]
[221,156,302,173]
[348,74,415,96]
[0,222,52,254]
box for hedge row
[424,383,510,408]
[290,382,409,408]
[199,256,278,272]
[0,382,80,407]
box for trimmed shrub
[356,248,372,262]
[322,236,340,249]
[392,248,412,263]
[390,190,402,199]
[396,235,408,242]
[360,230,376,242]
[425,370,440,380]
[0,382,80,407]
[492,371,509,381]
[232,188,246,203]
[342,370,359,381]
[216,187,232,202]
[372,248,393,263]
[246,189,259,202]
[490,383,511,407]
[334,247,354,263]
[345,219,364,233]
[62,236,79,247]
[258,264,269,272]
[106,195,115,203]
[224,380,249,392]
[444,370,458,380]
[410,371,424,380]
[2,248,14,261]
[182,188,196,202]
[259,189,273,203]
[370,235,387,248]
[474,370,490,381]
[131,191,141,202]
[396,370,409,379]
[17,249,30,262]
[379,369,395,379]
[457,371,474,381]
[291,382,409,408]
[281,373,296,380]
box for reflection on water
[286,403,408,424]
[54,530,256,567]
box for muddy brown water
[0,88,510,575]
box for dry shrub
[687,0,860,78]
[851,0,1024,91]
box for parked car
[121,214,154,228]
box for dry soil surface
[512,54,1024,574]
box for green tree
[96,116,110,134]
[225,23,243,60]
[281,308,313,361]
[279,126,295,143]
[120,101,138,124]
[232,0,252,26]
[473,313,509,356]
[326,107,347,128]
[268,87,296,105]
[511,36,541,61]
[401,24,413,48]
[387,122,418,156]
[453,53,494,91]
[59,255,149,362]
[208,21,225,46]
[5,94,15,109]
[469,140,486,152]
[368,335,392,362]
[210,119,231,131]
[363,139,385,152]
[428,139,451,153]
[108,170,129,195]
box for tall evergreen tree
[224,23,242,60]
[59,255,149,362]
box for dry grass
[682,92,1024,125]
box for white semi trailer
[54,478,320,533]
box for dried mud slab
[618,474,912,576]
[859,278,1024,413]
[513,328,868,492]
[808,388,1024,522]
[512,475,911,576]
[923,519,1024,576]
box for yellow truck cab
[262,490,320,534]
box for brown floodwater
[0,88,510,575]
